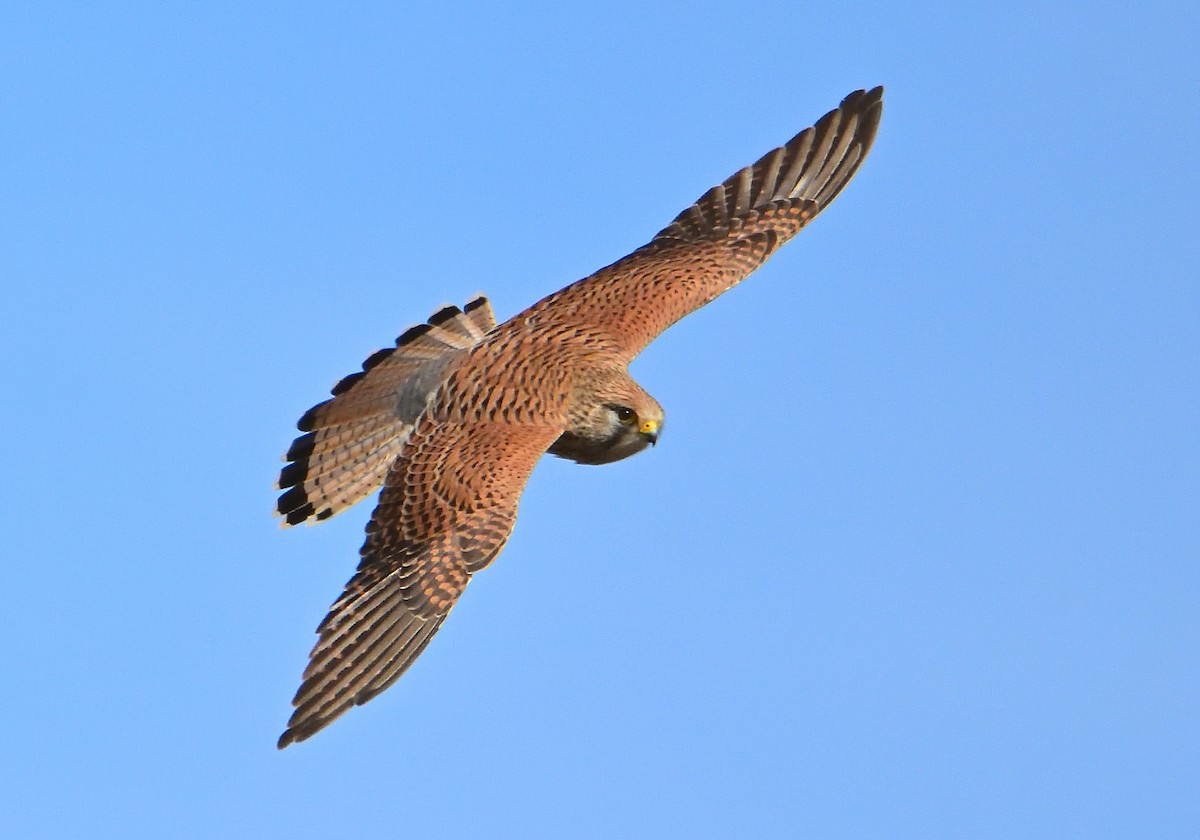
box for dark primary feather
[654,87,882,244]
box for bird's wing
[276,296,497,526]
[278,415,560,748]
[529,87,882,360]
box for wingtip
[838,86,885,120]
[277,713,327,749]
[845,84,884,102]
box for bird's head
[549,371,663,465]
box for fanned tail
[276,296,497,525]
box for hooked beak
[639,419,660,446]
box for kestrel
[276,87,883,747]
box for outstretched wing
[278,416,560,748]
[528,86,883,359]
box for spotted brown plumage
[276,87,884,747]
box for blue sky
[3,2,1197,837]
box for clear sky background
[3,3,1197,838]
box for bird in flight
[275,87,883,747]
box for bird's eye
[614,406,637,425]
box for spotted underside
[276,87,884,747]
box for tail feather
[461,295,496,338]
[427,294,494,343]
[277,297,498,526]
